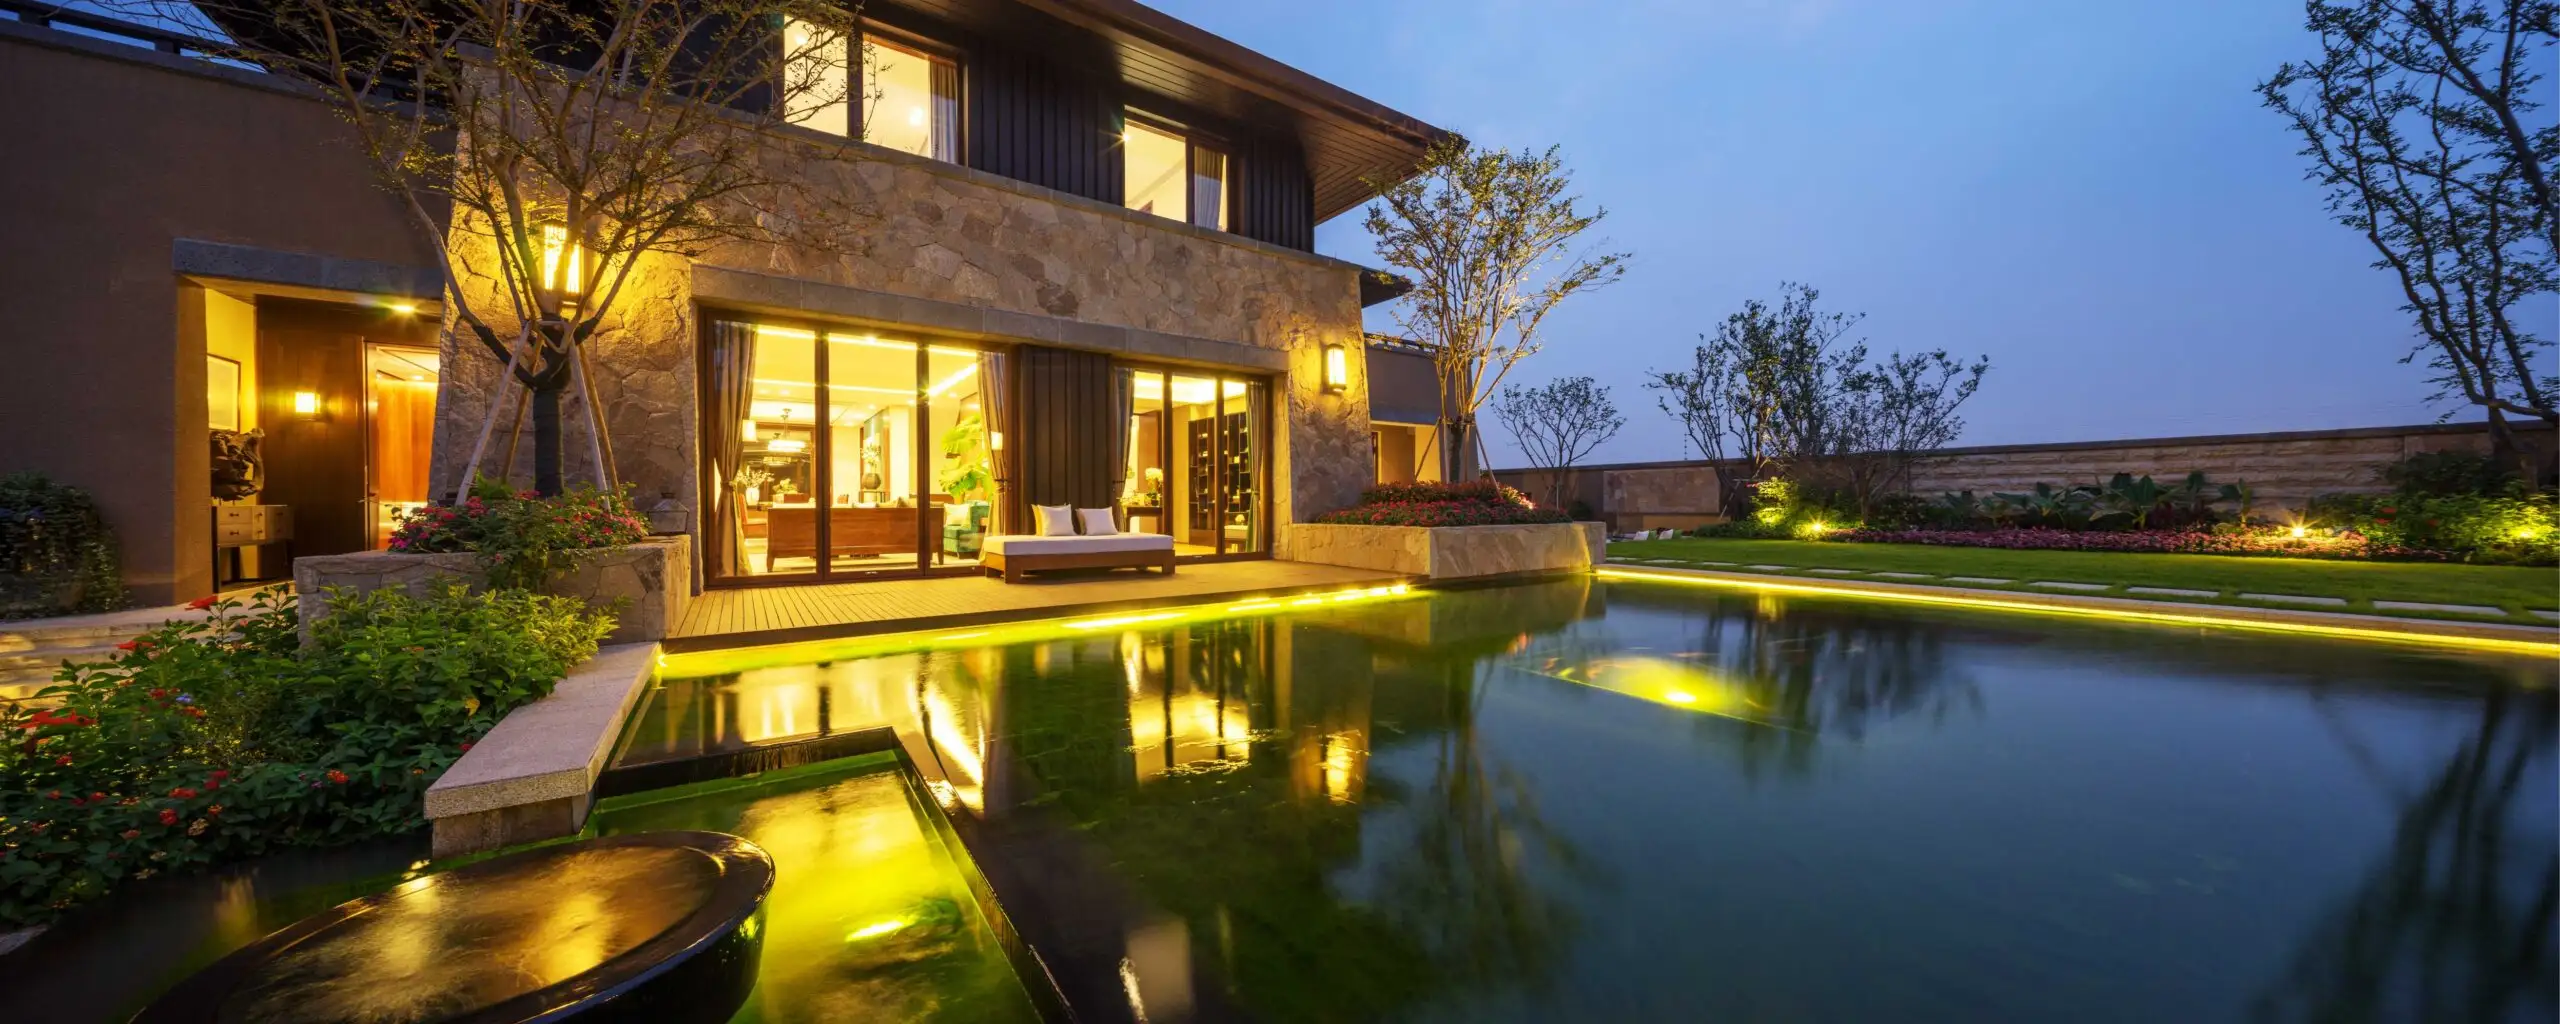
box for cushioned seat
[980,532,1175,582]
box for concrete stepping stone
[2029,581,2110,592]
[1691,560,1737,566]
[2241,592,2348,607]
[1640,559,1679,564]
[1944,576,2013,585]
[2373,600,2506,616]
[1870,571,1932,579]
[2127,586,2218,599]
[1742,564,1793,571]
[2531,610,2560,621]
[1802,568,1860,575]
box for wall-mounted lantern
[539,223,585,296]
[291,391,320,418]
[1322,342,1349,393]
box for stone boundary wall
[1495,422,2555,525]
[292,536,689,645]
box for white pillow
[1035,504,1077,537]
[1077,508,1118,535]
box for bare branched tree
[1365,140,1629,483]
[1653,284,1986,519]
[121,0,878,494]
[2261,0,2558,481]
[1492,376,1623,512]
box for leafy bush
[1319,479,1568,527]
[2308,491,2556,565]
[0,583,612,926]
[389,476,649,589]
[0,472,127,619]
[2381,450,2518,498]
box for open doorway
[366,345,440,548]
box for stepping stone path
[2029,581,2111,592]
[2373,600,2506,617]
[1870,571,1932,579]
[1693,560,1737,566]
[1743,564,1793,572]
[2127,586,2219,599]
[2241,593,2349,607]
[1944,577,2013,585]
[1802,568,1860,575]
[2533,610,2560,622]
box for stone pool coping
[1597,565,2560,655]
[424,642,659,857]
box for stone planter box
[292,535,690,645]
[1278,522,1605,579]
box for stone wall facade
[427,136,1373,574]
[293,536,690,645]
[1280,522,1606,579]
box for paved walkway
[1604,555,2559,626]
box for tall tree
[1492,376,1624,511]
[1366,140,1629,482]
[131,0,875,494]
[2261,0,2558,480]
[1650,284,1986,518]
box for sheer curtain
[1111,367,1135,506]
[930,61,962,162]
[976,348,1009,535]
[705,321,757,578]
[1243,378,1265,551]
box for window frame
[854,22,965,163]
[1122,109,1234,233]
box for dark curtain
[978,348,1010,535]
[706,321,757,577]
[1111,366,1134,503]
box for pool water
[634,575,2558,1023]
[586,756,1042,1023]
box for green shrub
[0,472,127,619]
[0,583,612,926]
[1318,479,1568,526]
[2309,490,2556,565]
[388,475,650,590]
[2381,450,2518,498]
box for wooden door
[255,299,434,559]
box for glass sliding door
[704,318,1004,586]
[1120,367,1266,559]
[821,334,923,575]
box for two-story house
[0,0,1446,603]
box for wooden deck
[668,559,1409,652]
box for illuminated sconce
[539,223,585,295]
[387,302,418,316]
[1321,342,1348,393]
[291,391,319,417]
[740,419,759,442]
[990,430,1004,451]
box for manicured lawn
[1606,538,2560,624]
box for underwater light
[1663,690,1697,704]
[847,917,911,942]
[1595,567,2560,657]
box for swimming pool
[628,574,2556,1022]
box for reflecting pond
[635,575,2558,1023]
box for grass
[1606,538,2560,625]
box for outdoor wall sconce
[1322,342,1349,393]
[539,223,585,296]
[291,391,320,418]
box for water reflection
[625,576,2556,1023]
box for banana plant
[1936,490,1982,526]
[2097,473,2174,530]
[2217,480,2257,523]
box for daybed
[981,533,1175,583]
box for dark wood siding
[1013,346,1117,515]
[1233,132,1314,252]
[967,45,1122,206]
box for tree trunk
[532,385,564,496]
[1443,416,1474,483]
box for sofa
[981,533,1175,582]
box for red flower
[44,790,60,801]
[326,769,350,785]
[207,804,223,816]
[55,755,72,766]
[120,829,141,840]
[158,809,179,826]
[459,742,474,753]
[170,787,199,800]
[184,707,205,718]
[186,595,219,610]
[116,639,144,652]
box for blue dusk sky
[1150,0,2557,466]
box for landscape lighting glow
[1595,566,2560,658]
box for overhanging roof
[889,0,1453,222]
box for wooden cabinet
[212,504,294,587]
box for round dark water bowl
[134,830,773,1024]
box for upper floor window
[1123,115,1228,231]
[782,20,959,164]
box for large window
[1122,115,1228,231]
[704,320,1004,583]
[781,21,959,163]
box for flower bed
[1830,526,2441,561]
[0,584,612,927]
[389,481,650,590]
[1313,480,1569,527]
